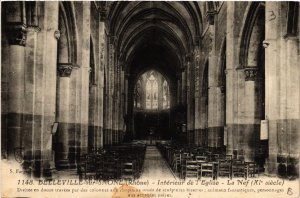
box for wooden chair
[246,162,257,178]
[185,159,199,179]
[218,160,232,179]
[195,155,207,162]
[83,154,97,180]
[232,160,247,179]
[200,162,215,179]
[101,157,120,180]
[172,152,181,173]
[121,160,137,180]
[180,155,192,179]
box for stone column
[104,36,115,145]
[112,64,120,144]
[225,1,235,155]
[79,2,91,158]
[199,93,208,147]
[3,1,27,160]
[181,70,186,105]
[56,63,73,169]
[176,73,181,105]
[243,67,260,161]
[112,64,116,145]
[285,36,300,176]
[103,70,109,145]
[194,47,201,146]
[6,23,27,160]
[207,12,224,148]
[186,56,195,145]
[96,20,105,149]
[264,2,280,175]
[127,75,135,140]
[124,73,131,139]
[186,59,191,144]
[23,24,41,176]
[208,84,224,149]
[119,69,125,142]
[40,2,60,177]
[88,81,97,151]
[125,74,128,114]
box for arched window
[163,80,170,109]
[134,70,170,111]
[146,73,158,109]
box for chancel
[1,1,299,180]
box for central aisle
[140,146,176,180]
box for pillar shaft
[242,67,260,161]
[264,1,280,174]
[104,36,115,145]
[225,1,236,155]
[7,38,26,160]
[207,20,224,148]
[40,1,59,176]
[3,2,27,160]
[97,21,105,148]
[181,71,186,104]
[56,64,73,168]
[208,86,224,148]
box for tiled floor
[140,146,176,180]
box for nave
[1,1,299,180]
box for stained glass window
[146,73,158,109]
[163,80,169,109]
[134,70,169,110]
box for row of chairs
[78,144,146,180]
[157,142,258,180]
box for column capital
[27,26,41,33]
[6,23,27,46]
[283,34,299,41]
[244,67,258,81]
[57,63,73,77]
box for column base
[68,145,81,168]
[22,150,58,179]
[226,124,260,161]
[187,130,194,145]
[103,128,113,145]
[56,159,70,170]
[207,126,224,148]
[194,129,208,147]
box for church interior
[1,1,299,180]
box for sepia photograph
[1,1,299,198]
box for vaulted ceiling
[105,1,204,81]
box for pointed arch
[58,1,78,64]
[239,2,265,68]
